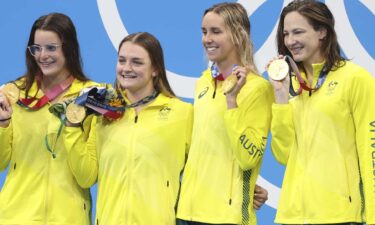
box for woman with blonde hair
[177,2,273,225]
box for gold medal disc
[3,83,20,104]
[267,59,289,81]
[66,103,86,124]
[222,74,238,94]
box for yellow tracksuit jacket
[63,93,193,225]
[271,61,375,224]
[177,69,273,224]
[0,78,98,225]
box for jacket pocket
[164,179,175,225]
[227,160,235,205]
[343,160,352,202]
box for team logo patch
[326,80,338,95]
[198,87,209,99]
[159,105,171,120]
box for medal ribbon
[73,87,125,120]
[211,64,224,81]
[123,90,159,109]
[18,75,75,110]
[72,87,159,120]
[99,89,159,118]
[210,64,238,81]
[285,55,328,96]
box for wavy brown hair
[276,0,345,72]
[19,12,88,97]
[116,32,176,97]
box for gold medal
[222,74,238,94]
[267,59,289,81]
[66,103,86,124]
[2,83,20,104]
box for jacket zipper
[189,79,217,219]
[189,84,213,219]
[212,80,217,99]
[126,109,137,223]
[302,93,308,221]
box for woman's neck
[216,60,239,79]
[41,73,70,91]
[126,87,156,114]
[303,57,325,85]
[302,54,325,80]
[126,87,155,104]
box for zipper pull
[212,80,217,99]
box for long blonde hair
[204,2,258,73]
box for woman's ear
[319,27,327,40]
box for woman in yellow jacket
[62,32,193,225]
[0,13,97,225]
[177,3,273,225]
[268,1,375,224]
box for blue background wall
[1,1,374,224]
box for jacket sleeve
[0,122,12,171]
[348,68,375,224]
[270,103,296,165]
[224,82,273,170]
[63,115,98,188]
[184,104,193,155]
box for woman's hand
[225,65,250,108]
[253,184,268,210]
[266,55,290,104]
[0,90,13,128]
